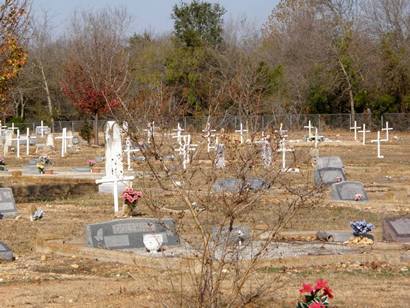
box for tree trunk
[40,64,54,126]
[338,58,355,121]
[94,113,99,145]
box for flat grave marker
[314,167,346,186]
[86,218,180,250]
[383,216,410,243]
[0,241,14,261]
[0,188,17,217]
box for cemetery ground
[1,131,410,307]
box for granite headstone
[330,181,368,201]
[383,216,410,243]
[0,188,17,217]
[314,167,346,186]
[86,218,180,250]
[316,156,344,169]
[0,241,14,261]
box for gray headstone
[314,167,346,186]
[86,218,180,250]
[383,216,410,243]
[215,144,225,169]
[330,181,368,201]
[36,126,50,135]
[0,188,17,217]
[72,136,80,145]
[0,241,14,261]
[316,156,344,169]
[212,177,269,193]
[212,226,250,246]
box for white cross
[8,123,19,133]
[304,120,314,139]
[277,137,294,172]
[381,121,393,142]
[172,122,184,147]
[19,128,36,156]
[36,120,49,137]
[124,137,140,170]
[10,129,20,159]
[275,123,288,138]
[202,122,217,152]
[358,124,370,145]
[0,121,7,135]
[143,121,158,144]
[55,128,73,157]
[235,122,248,144]
[371,131,385,159]
[176,135,197,170]
[350,120,360,141]
[95,176,135,213]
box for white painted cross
[277,137,294,172]
[358,124,370,145]
[19,128,36,156]
[10,129,20,159]
[235,122,248,144]
[95,176,135,213]
[275,123,288,138]
[55,128,73,157]
[202,122,217,152]
[172,122,184,147]
[371,131,385,159]
[124,137,140,171]
[36,120,48,137]
[304,120,314,139]
[381,121,393,142]
[144,121,158,144]
[176,135,197,170]
[350,120,360,141]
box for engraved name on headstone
[0,188,17,217]
[383,216,410,243]
[330,181,368,201]
[314,167,346,186]
[86,218,180,250]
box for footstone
[212,177,269,193]
[0,188,16,217]
[316,156,344,169]
[330,181,368,201]
[86,218,180,250]
[314,167,346,186]
[0,241,14,261]
[383,216,410,243]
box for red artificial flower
[308,303,325,308]
[323,286,334,299]
[299,283,314,294]
[315,279,329,290]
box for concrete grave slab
[330,181,368,201]
[316,156,344,169]
[0,241,14,261]
[0,188,17,217]
[383,216,410,243]
[314,167,346,186]
[212,177,269,193]
[86,218,180,250]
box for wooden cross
[55,128,73,157]
[304,120,314,139]
[10,129,21,159]
[371,131,385,159]
[358,124,370,145]
[202,122,217,152]
[381,121,393,142]
[124,137,140,170]
[95,175,135,213]
[143,121,158,144]
[275,123,288,138]
[19,128,36,156]
[176,135,197,170]
[350,120,360,141]
[172,122,184,147]
[277,137,294,172]
[235,122,248,144]
[36,121,48,137]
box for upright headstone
[0,188,17,217]
[0,241,14,261]
[46,133,54,148]
[3,130,12,156]
[215,143,225,169]
[86,218,180,250]
[330,181,368,201]
[383,216,410,243]
[261,139,272,168]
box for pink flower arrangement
[354,193,363,201]
[121,188,143,208]
[87,159,96,167]
[297,279,333,308]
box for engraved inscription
[112,222,157,234]
[104,235,130,247]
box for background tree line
[4,0,410,127]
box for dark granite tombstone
[316,156,344,169]
[0,188,17,217]
[212,177,269,193]
[314,167,346,186]
[86,218,180,250]
[330,181,368,201]
[383,216,410,243]
[0,241,14,261]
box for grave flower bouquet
[121,187,143,216]
[350,220,374,236]
[297,279,333,308]
[87,159,96,168]
[36,162,45,174]
[37,156,52,174]
[0,157,6,165]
